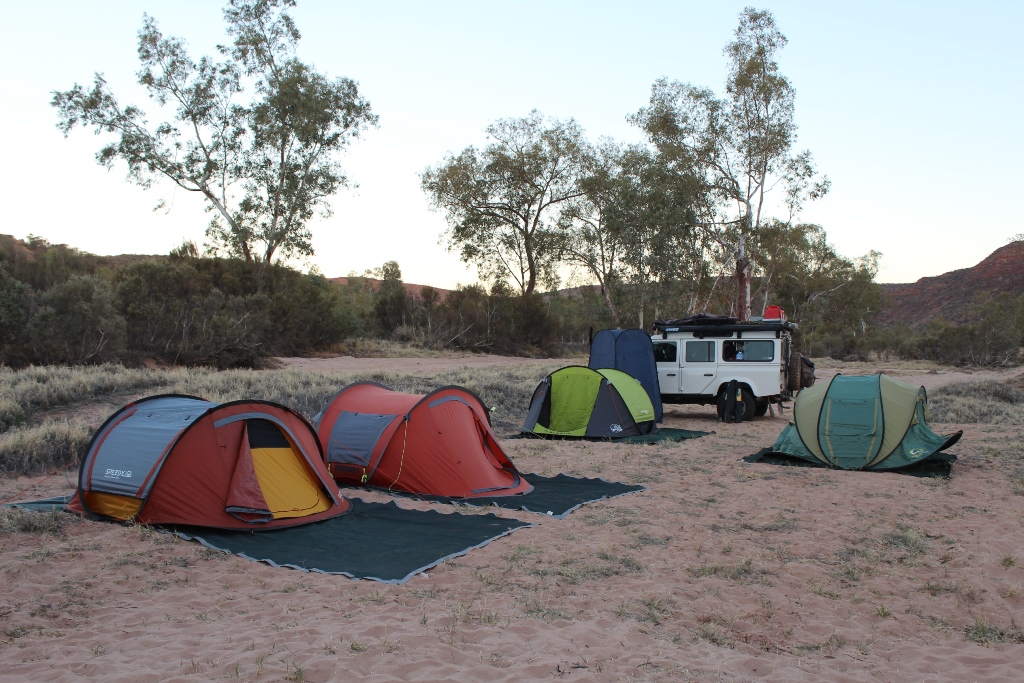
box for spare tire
[787,348,801,391]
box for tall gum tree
[421,111,588,296]
[557,140,628,320]
[559,142,706,327]
[52,0,377,271]
[631,7,829,320]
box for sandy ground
[2,358,1023,681]
[276,354,575,376]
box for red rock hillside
[875,241,1024,328]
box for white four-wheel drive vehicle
[651,314,813,421]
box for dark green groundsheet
[4,495,72,511]
[5,497,533,584]
[385,473,645,519]
[509,427,709,444]
[175,500,532,583]
[743,448,958,478]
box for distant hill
[328,276,451,300]
[875,241,1024,328]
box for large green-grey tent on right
[769,374,961,470]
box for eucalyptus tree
[558,142,706,326]
[52,0,377,269]
[756,221,882,348]
[631,7,829,320]
[609,146,705,327]
[421,111,588,296]
[557,140,627,319]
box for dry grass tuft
[964,618,1024,645]
[0,362,557,475]
[930,381,1024,424]
[0,507,70,535]
[0,364,177,433]
[0,421,92,476]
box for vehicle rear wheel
[739,386,757,422]
[787,348,801,392]
[717,384,758,421]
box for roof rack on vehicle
[652,314,738,329]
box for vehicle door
[680,340,717,394]
[722,338,778,397]
[652,340,681,394]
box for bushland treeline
[2,235,1020,368]
[0,235,591,366]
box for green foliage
[112,258,351,366]
[52,0,376,265]
[631,8,829,319]
[422,110,588,295]
[863,293,1023,366]
[25,275,127,365]
[0,234,101,291]
[374,261,408,334]
[560,144,707,327]
[0,265,31,356]
[752,222,883,355]
[0,234,357,368]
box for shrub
[25,275,127,365]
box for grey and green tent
[769,374,961,470]
[523,366,657,438]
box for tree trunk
[601,284,617,321]
[736,256,752,322]
[735,234,752,321]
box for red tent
[314,383,532,498]
[68,395,349,529]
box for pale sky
[2,1,1021,288]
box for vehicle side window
[653,341,677,363]
[723,340,774,362]
[684,341,715,363]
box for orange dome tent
[314,383,533,499]
[68,395,349,529]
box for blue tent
[588,329,663,422]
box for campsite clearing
[1,357,1022,681]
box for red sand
[2,359,1022,681]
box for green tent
[770,373,961,470]
[523,366,657,438]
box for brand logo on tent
[610,424,623,433]
[104,468,132,479]
[908,448,926,456]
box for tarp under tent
[768,374,962,470]
[589,328,664,422]
[68,395,349,529]
[314,383,533,499]
[523,366,658,438]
